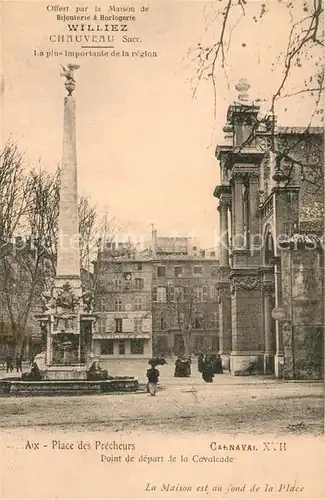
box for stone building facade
[214,80,324,379]
[150,232,220,356]
[93,233,220,362]
[93,243,153,364]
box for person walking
[202,355,214,383]
[15,353,23,372]
[6,354,13,373]
[214,354,223,374]
[146,364,160,396]
[198,353,204,373]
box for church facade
[214,80,324,379]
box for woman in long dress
[202,356,214,383]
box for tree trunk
[183,330,191,356]
[14,326,25,355]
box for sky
[1,0,322,249]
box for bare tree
[188,0,324,212]
[26,167,60,274]
[0,142,30,352]
[0,146,108,353]
[166,285,205,356]
[0,159,61,353]
[90,210,123,296]
[0,142,28,245]
[78,196,98,273]
[189,0,324,124]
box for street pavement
[1,359,323,435]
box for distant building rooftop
[96,233,219,262]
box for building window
[211,336,219,352]
[100,339,114,355]
[157,286,167,303]
[209,312,218,328]
[203,286,208,302]
[130,339,144,355]
[194,314,204,329]
[174,286,183,301]
[194,336,204,354]
[193,265,202,275]
[113,276,122,291]
[114,297,122,311]
[174,266,182,277]
[211,285,218,301]
[142,318,151,333]
[98,318,107,334]
[136,263,142,270]
[174,334,185,354]
[157,266,166,277]
[118,340,126,355]
[168,285,175,302]
[160,313,167,330]
[134,318,141,333]
[135,278,144,290]
[135,297,142,311]
[115,318,122,333]
[100,296,108,311]
[194,286,203,302]
[211,265,219,277]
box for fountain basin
[0,377,139,396]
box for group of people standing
[146,353,224,395]
[172,353,224,382]
[5,353,23,373]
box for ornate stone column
[232,173,245,250]
[262,280,275,373]
[273,258,284,376]
[214,187,232,370]
[218,195,231,267]
[248,171,260,261]
[217,286,232,370]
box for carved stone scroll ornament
[230,276,261,294]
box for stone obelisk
[55,64,81,288]
[36,65,95,378]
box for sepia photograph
[0,0,324,498]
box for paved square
[1,360,323,435]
